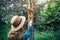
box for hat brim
[11,16,26,31]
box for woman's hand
[29,20,33,26]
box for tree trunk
[27,0,34,40]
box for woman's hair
[9,31,22,40]
[8,28,23,40]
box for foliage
[0,24,10,40]
[34,30,60,40]
[34,0,60,31]
[0,0,23,24]
[33,0,60,40]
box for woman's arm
[22,20,33,39]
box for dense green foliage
[0,0,60,40]
[34,0,60,31]
[34,0,60,40]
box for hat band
[13,18,22,27]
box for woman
[8,15,33,40]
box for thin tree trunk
[27,0,34,40]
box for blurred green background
[0,0,60,40]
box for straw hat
[10,15,26,31]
